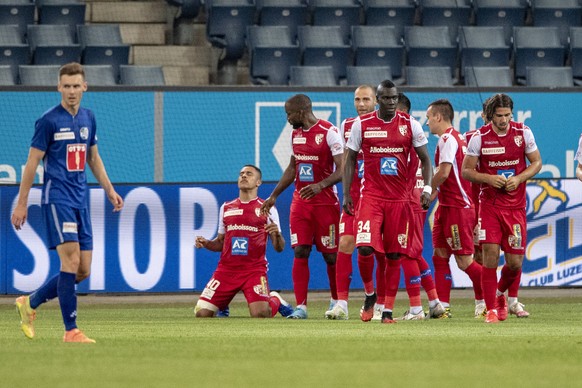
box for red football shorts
[290,200,340,253]
[409,208,428,260]
[339,211,357,238]
[479,203,527,254]
[432,205,476,256]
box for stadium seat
[83,64,117,86]
[404,26,457,78]
[473,0,527,45]
[0,1,34,41]
[526,66,574,88]
[19,64,60,86]
[166,0,201,19]
[458,26,510,77]
[247,25,300,85]
[27,24,81,65]
[256,0,307,39]
[0,24,30,81]
[569,27,582,85]
[77,24,130,82]
[346,66,392,86]
[531,0,581,46]
[0,64,16,85]
[206,0,256,61]
[406,66,454,87]
[363,0,416,40]
[289,65,337,86]
[464,66,513,87]
[513,27,566,84]
[310,0,361,44]
[120,65,165,86]
[352,25,404,80]
[37,2,86,39]
[419,0,471,44]
[298,26,351,82]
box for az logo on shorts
[380,157,398,175]
[299,163,314,182]
[231,237,248,255]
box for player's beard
[292,122,302,129]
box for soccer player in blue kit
[12,62,124,343]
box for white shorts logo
[339,222,345,234]
[290,233,298,245]
[356,232,371,244]
[62,222,78,234]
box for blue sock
[29,274,59,309]
[57,271,77,331]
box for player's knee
[338,238,355,254]
[75,270,90,283]
[294,245,311,258]
[386,252,400,260]
[322,253,336,265]
[195,309,215,318]
[250,308,272,318]
[357,246,374,256]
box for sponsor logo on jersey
[59,127,71,132]
[482,147,505,155]
[357,160,364,178]
[231,237,249,255]
[54,132,75,141]
[62,222,78,234]
[498,169,516,179]
[380,157,398,175]
[315,134,324,145]
[331,142,343,153]
[364,130,387,138]
[399,125,408,136]
[370,146,404,153]
[224,209,244,217]
[80,127,89,140]
[295,155,319,161]
[298,163,314,182]
[66,143,87,172]
[227,224,259,232]
[490,159,519,167]
[293,137,307,144]
[514,136,523,147]
[344,131,351,139]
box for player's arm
[260,155,296,215]
[11,147,45,230]
[195,233,225,252]
[87,144,124,212]
[342,148,357,215]
[432,162,452,192]
[299,153,343,200]
[505,149,542,192]
[414,144,433,209]
[266,208,285,252]
[577,163,582,182]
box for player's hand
[504,176,520,192]
[107,190,124,212]
[421,192,431,210]
[299,183,322,200]
[488,174,507,189]
[343,195,354,216]
[195,236,208,249]
[265,221,280,237]
[11,204,27,231]
[260,196,275,216]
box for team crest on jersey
[514,136,523,147]
[80,127,89,140]
[315,134,324,145]
[255,208,261,217]
[399,125,407,136]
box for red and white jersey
[292,119,343,206]
[464,129,481,211]
[340,116,364,207]
[407,151,426,214]
[216,197,281,271]
[435,127,473,208]
[576,133,582,164]
[347,110,427,201]
[466,121,538,209]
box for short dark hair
[59,62,85,79]
[397,93,411,113]
[286,94,312,111]
[485,94,513,122]
[428,98,454,122]
[242,164,262,179]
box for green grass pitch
[1,289,581,388]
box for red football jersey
[291,119,343,206]
[464,129,481,212]
[340,116,364,207]
[466,121,538,209]
[407,151,426,214]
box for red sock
[335,251,352,301]
[508,268,522,298]
[327,263,338,300]
[292,257,309,306]
[375,252,386,304]
[418,256,437,299]
[482,267,498,311]
[463,261,483,300]
[498,265,521,294]
[268,296,280,317]
[401,256,421,307]
[358,252,375,294]
[433,255,452,304]
[384,258,401,310]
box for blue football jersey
[31,104,97,209]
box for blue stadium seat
[406,66,454,87]
[526,66,574,88]
[289,65,337,86]
[531,0,581,46]
[120,65,165,86]
[37,2,86,39]
[247,25,300,85]
[27,24,81,65]
[569,27,582,85]
[206,0,256,61]
[0,64,16,85]
[310,0,361,44]
[419,0,471,44]
[458,26,510,78]
[346,65,391,86]
[363,0,416,40]
[19,64,60,86]
[298,25,351,82]
[513,26,566,84]
[404,26,457,78]
[464,66,513,87]
[0,1,35,41]
[0,24,30,81]
[352,25,404,80]
[83,64,117,86]
[166,0,201,19]
[473,0,527,45]
[77,24,130,82]
[256,0,307,39]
